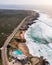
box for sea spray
[24,12,52,65]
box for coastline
[24,12,52,65]
[9,11,40,65]
[10,12,51,65]
[1,10,39,65]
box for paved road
[1,16,31,65]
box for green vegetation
[0,10,33,48]
[0,60,2,65]
[0,50,2,65]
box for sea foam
[24,12,52,65]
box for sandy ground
[9,13,40,65]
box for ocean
[0,5,52,64]
[24,12,52,65]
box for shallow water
[13,50,23,55]
[24,12,52,65]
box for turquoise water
[13,50,23,55]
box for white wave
[24,12,52,65]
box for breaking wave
[24,12,52,65]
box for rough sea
[24,11,52,65]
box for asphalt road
[1,16,31,65]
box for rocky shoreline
[9,11,49,65]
